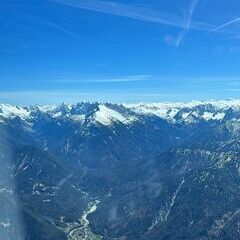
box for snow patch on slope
[202,112,225,121]
[94,104,136,125]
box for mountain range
[0,100,240,240]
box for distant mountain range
[0,100,240,240]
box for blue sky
[1,0,240,104]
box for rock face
[0,100,240,240]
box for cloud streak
[176,0,199,47]
[48,0,211,31]
[58,75,151,83]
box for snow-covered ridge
[0,104,30,119]
[126,99,240,109]
[1,100,240,125]
[125,100,240,122]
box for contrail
[48,0,211,31]
[208,17,240,33]
[176,0,199,47]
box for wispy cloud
[58,75,151,83]
[48,0,211,31]
[176,0,199,47]
[208,17,240,33]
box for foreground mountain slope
[0,100,240,240]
